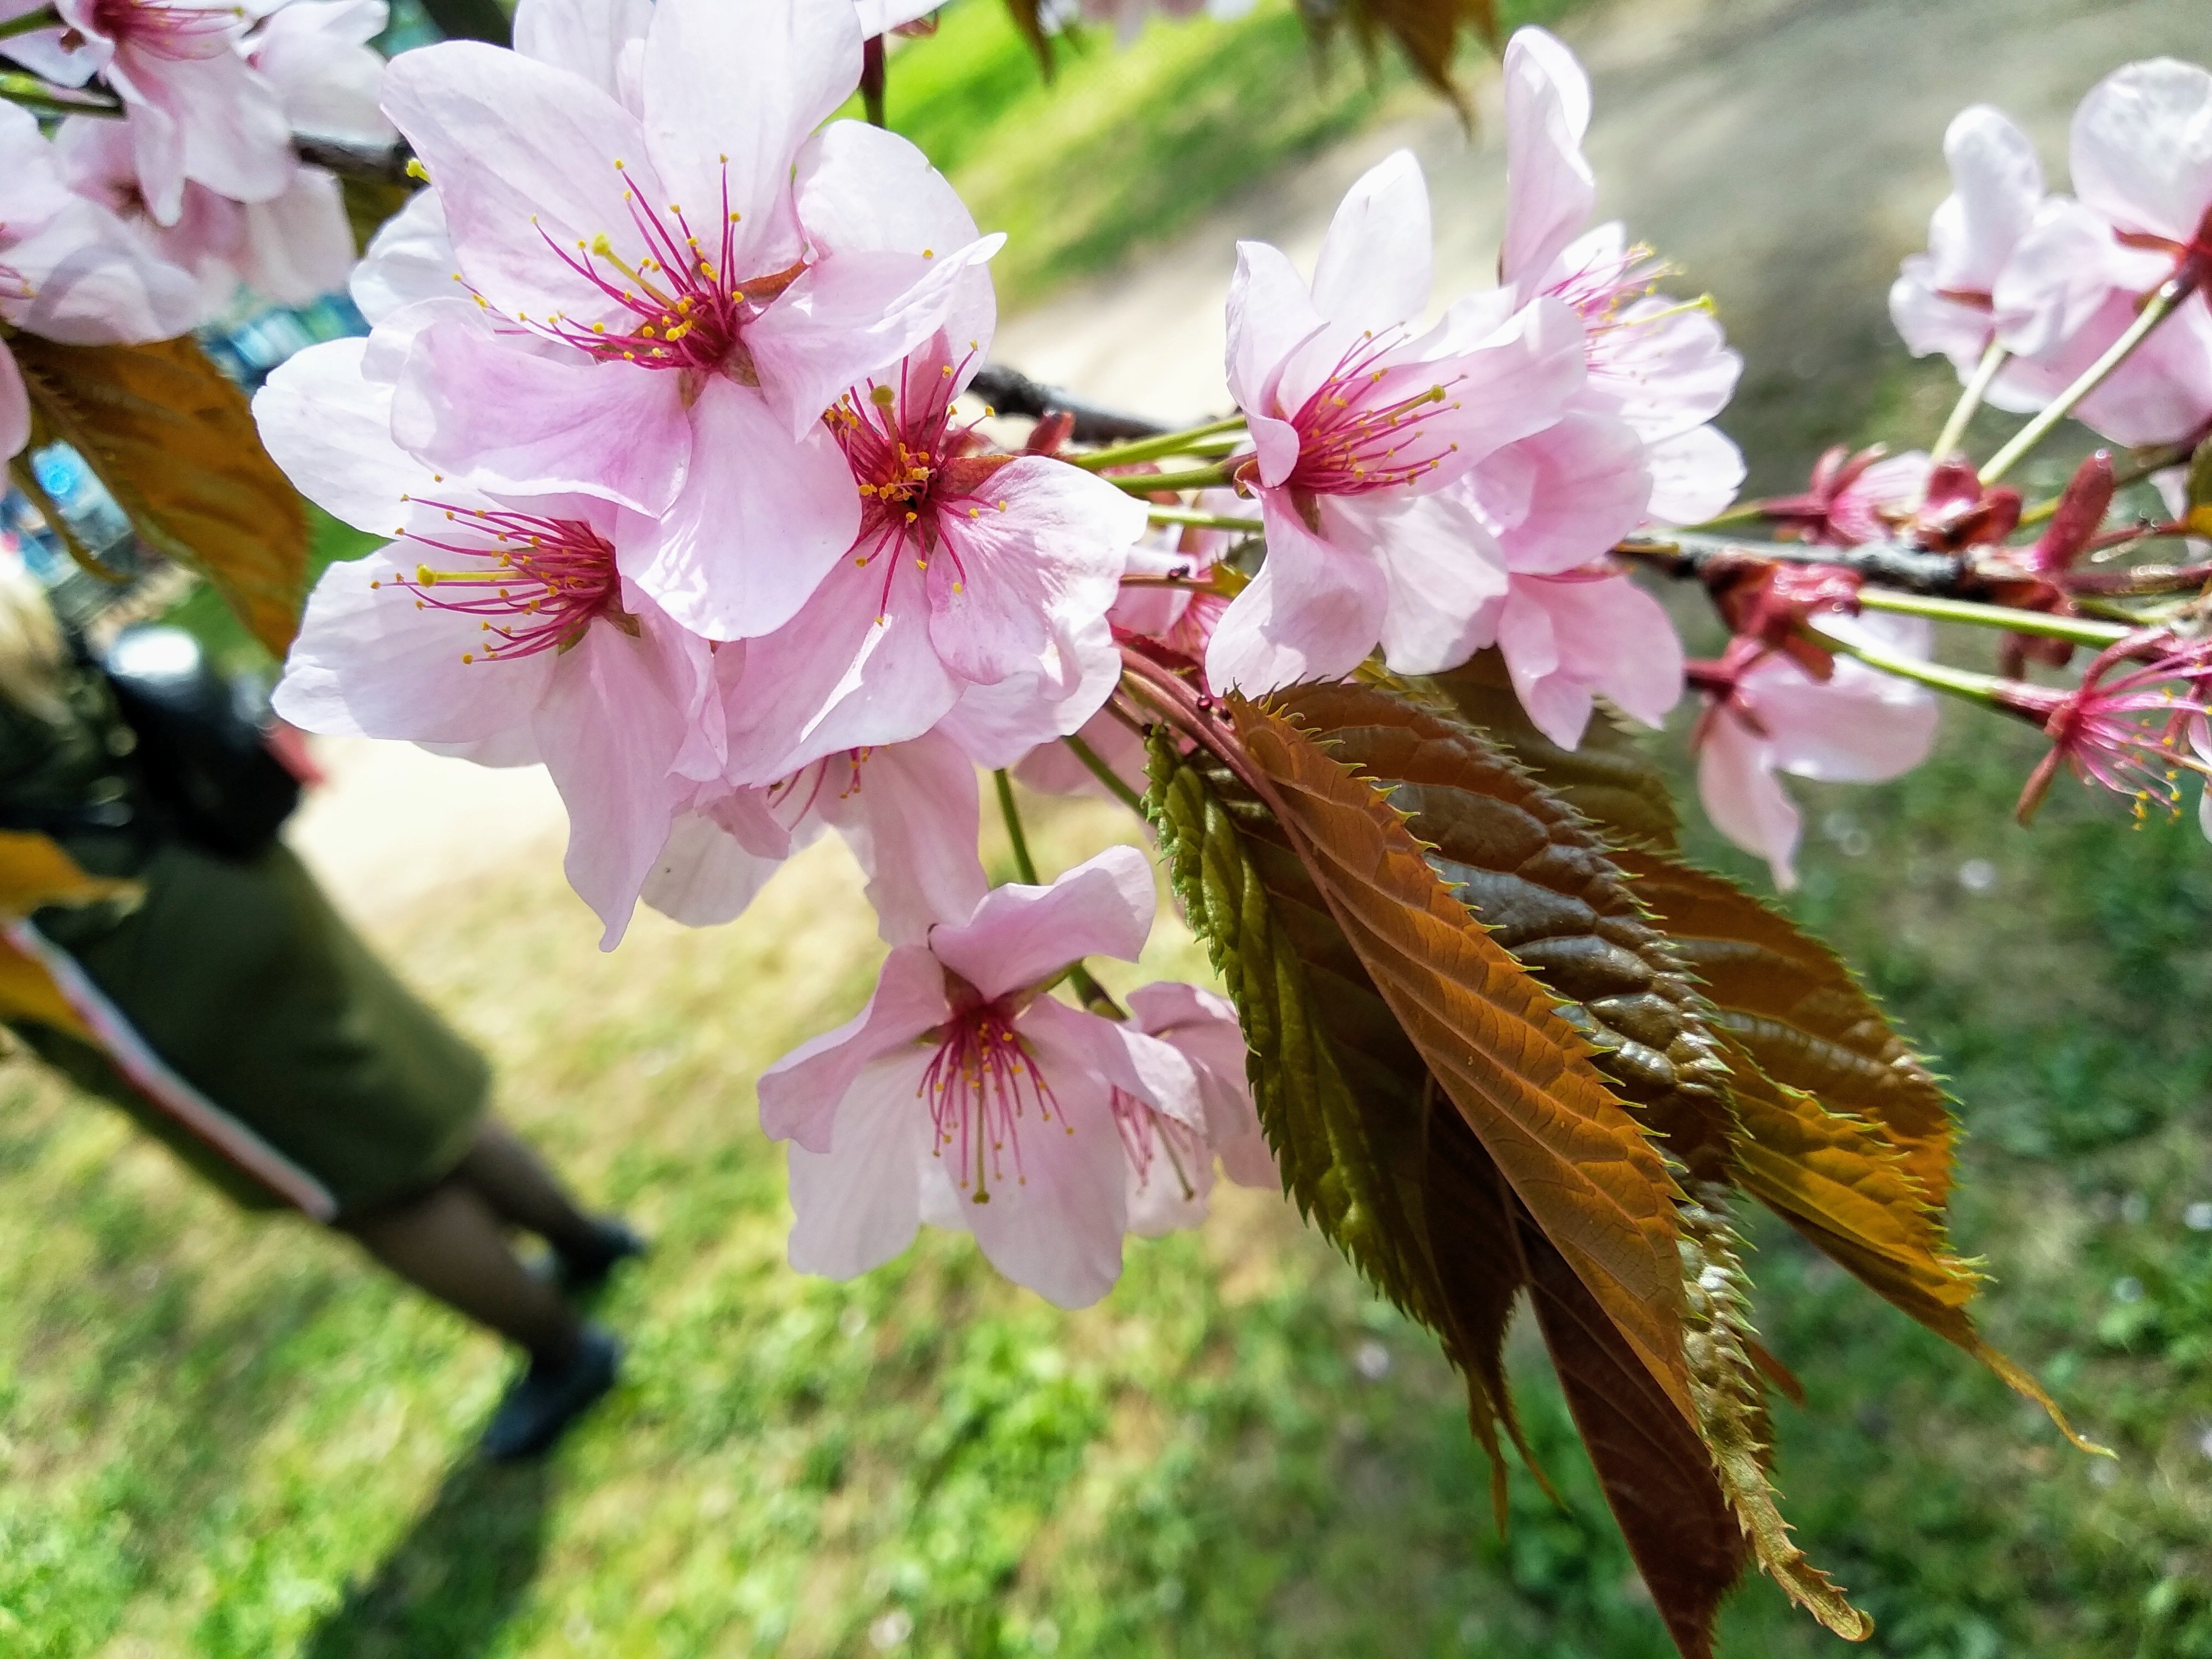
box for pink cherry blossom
[1499,26,1745,527]
[1991,59,2212,448]
[1208,148,1587,693]
[1117,980,1270,1237]
[643,728,987,944]
[1692,614,1938,889]
[1890,107,2053,378]
[1995,634,2212,830]
[379,0,1004,641]
[257,334,719,948]
[1106,492,1248,663]
[55,115,351,315]
[246,0,397,149]
[717,331,1147,785]
[1762,445,1932,548]
[757,846,1204,1308]
[0,0,295,225]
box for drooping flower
[1998,632,2212,832]
[1992,58,2212,449]
[757,846,1204,1308]
[0,0,295,225]
[718,328,1146,785]
[642,728,987,945]
[379,0,1004,641]
[1117,980,1270,1237]
[1499,25,1745,526]
[1207,148,1587,693]
[256,333,718,947]
[1691,614,1939,889]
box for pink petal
[382,43,664,326]
[254,337,427,533]
[1888,259,1992,371]
[1310,149,1432,335]
[0,343,25,460]
[1501,25,1595,295]
[748,237,1003,440]
[2070,57,2212,246]
[349,187,454,325]
[820,729,990,946]
[640,0,862,272]
[1994,196,2134,359]
[759,943,947,1150]
[273,547,556,743]
[1488,411,1651,574]
[639,807,786,926]
[929,844,1156,1001]
[1224,238,1324,416]
[794,118,981,257]
[1371,491,1509,676]
[511,0,653,100]
[1697,710,1802,890]
[1641,424,1744,527]
[1413,295,1588,483]
[1926,106,2043,294]
[239,169,356,306]
[935,612,1122,769]
[617,374,860,638]
[1590,295,1740,443]
[533,617,695,948]
[1205,492,1390,693]
[393,316,692,513]
[785,1050,933,1279]
[3,200,202,344]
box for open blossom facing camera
[258,336,717,947]
[379,0,1004,641]
[758,847,1203,1308]
[1207,148,1586,693]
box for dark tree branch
[968,364,1171,443]
[1617,531,1974,596]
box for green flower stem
[1981,280,2189,485]
[0,8,59,43]
[1063,733,1147,815]
[992,768,1123,1017]
[1108,465,1235,495]
[1803,620,2015,707]
[1935,339,2009,459]
[1145,506,1261,532]
[1068,416,1248,472]
[1855,587,2132,647]
[0,70,119,117]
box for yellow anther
[406,158,430,181]
[870,384,896,408]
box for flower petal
[1310,148,1431,334]
[785,1051,932,1280]
[1204,492,1389,693]
[928,843,1155,1001]
[759,942,947,1150]
[1501,25,1596,295]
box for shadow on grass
[299,1456,554,1659]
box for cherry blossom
[1994,58,2212,448]
[256,333,719,948]
[1998,634,2212,831]
[54,114,352,315]
[1691,614,1938,889]
[0,0,295,225]
[1207,148,1587,693]
[1117,980,1270,1236]
[246,0,398,149]
[1761,445,1932,548]
[1498,26,1745,526]
[379,0,1004,641]
[642,729,987,945]
[717,331,1146,785]
[757,846,1204,1308]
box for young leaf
[1273,680,1733,1181]
[1415,651,1682,851]
[1609,848,1957,1212]
[1227,694,1696,1421]
[1721,1040,2103,1453]
[11,335,310,658]
[1145,730,1528,1490]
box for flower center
[1281,330,1463,496]
[2047,680,2210,821]
[829,350,1007,618]
[1109,1089,1198,1198]
[86,0,238,60]
[517,160,800,378]
[919,994,1066,1204]
[381,502,621,664]
[764,748,869,821]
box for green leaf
[12,334,309,658]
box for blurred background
[6,0,2212,1653]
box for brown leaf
[1722,1038,2103,1453]
[1229,693,1695,1421]
[0,830,134,1040]
[1609,848,1957,1212]
[1301,0,1497,109]
[12,334,310,658]
[1417,651,1682,852]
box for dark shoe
[530,1217,650,1296]
[479,1324,622,1462]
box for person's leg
[345,1178,584,1365]
[451,1120,646,1284]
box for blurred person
[0,560,639,1460]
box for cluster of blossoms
[253,4,1745,1305]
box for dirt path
[288,0,2205,922]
